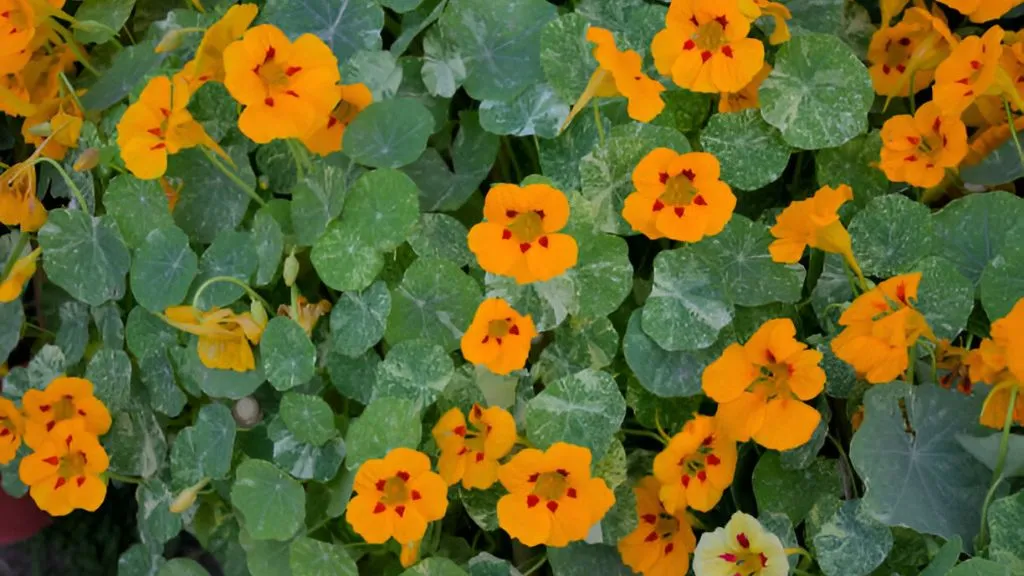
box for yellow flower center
[487,319,510,339]
[532,471,569,501]
[653,513,680,540]
[694,20,728,51]
[57,450,88,480]
[52,396,78,422]
[754,360,794,400]
[661,173,701,206]
[380,475,411,505]
[507,211,545,243]
[258,60,290,87]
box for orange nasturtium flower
[222,24,341,143]
[831,273,936,384]
[301,82,373,156]
[496,442,615,547]
[21,376,112,447]
[935,340,973,395]
[652,0,766,94]
[618,476,698,576]
[703,318,825,450]
[967,299,1024,429]
[116,75,226,180]
[692,512,789,576]
[0,246,40,302]
[879,0,911,26]
[653,415,737,513]
[769,184,863,280]
[467,183,578,285]
[879,101,968,188]
[277,296,332,336]
[873,7,955,101]
[0,0,37,75]
[18,419,109,517]
[163,305,267,372]
[433,404,516,489]
[186,3,258,88]
[0,397,24,465]
[346,448,449,545]
[622,149,736,242]
[461,298,537,375]
[738,0,792,45]
[718,63,771,113]
[562,27,665,132]
[21,93,84,160]
[0,162,47,231]
[937,0,1022,23]
[933,27,1004,116]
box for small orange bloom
[0,246,40,302]
[739,0,792,45]
[769,184,862,278]
[935,340,973,395]
[461,298,537,375]
[0,397,24,465]
[879,102,967,188]
[21,376,112,448]
[346,448,449,544]
[277,296,331,336]
[21,93,83,160]
[718,63,771,113]
[467,183,578,285]
[497,442,615,547]
[693,512,789,576]
[18,419,109,516]
[0,0,36,75]
[300,82,373,156]
[187,3,258,88]
[967,299,1024,428]
[996,35,1024,112]
[622,149,736,242]
[652,0,766,93]
[618,476,698,576]
[937,0,1022,23]
[703,318,825,450]
[116,75,225,179]
[831,273,936,383]
[653,415,737,513]
[0,162,47,231]
[222,24,341,143]
[432,404,516,489]
[868,24,934,97]
[163,305,266,372]
[934,27,1004,116]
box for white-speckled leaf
[641,248,732,351]
[345,397,422,469]
[988,492,1024,573]
[289,536,358,576]
[479,83,569,138]
[525,369,626,460]
[192,230,258,310]
[815,132,889,209]
[136,478,181,549]
[170,403,236,489]
[547,543,634,576]
[386,257,482,352]
[533,316,618,383]
[849,194,934,277]
[261,0,383,62]
[102,176,174,249]
[932,192,1024,287]
[171,341,265,399]
[131,226,198,313]
[408,213,473,267]
[169,147,256,244]
[311,221,385,292]
[280,393,337,446]
[262,317,316,391]
[981,235,1024,321]
[753,452,842,525]
[341,169,421,251]
[231,459,305,541]
[86,348,132,412]
[806,497,894,576]
[540,13,595,104]
[267,417,345,482]
[39,209,130,306]
[373,339,454,410]
[700,109,791,191]
[103,400,166,479]
[912,256,973,341]
[329,280,391,358]
[290,153,364,247]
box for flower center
[694,20,728,51]
[677,435,721,487]
[52,396,77,421]
[488,319,510,339]
[380,475,410,505]
[661,173,700,206]
[719,532,770,576]
[532,471,569,501]
[753,359,794,400]
[259,60,290,87]
[653,513,679,540]
[506,211,544,243]
[57,450,87,479]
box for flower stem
[654,408,673,442]
[785,547,814,563]
[905,343,916,384]
[286,139,311,181]
[191,275,271,311]
[1002,98,1024,169]
[978,384,1019,547]
[106,471,144,484]
[593,100,605,147]
[201,147,266,207]
[29,156,89,212]
[1,233,31,283]
[620,428,668,445]
[519,554,547,576]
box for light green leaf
[340,50,403,101]
[345,397,422,469]
[386,257,482,352]
[484,273,577,333]
[56,301,89,367]
[131,226,198,313]
[479,84,569,138]
[126,307,178,361]
[626,381,702,434]
[409,213,472,267]
[156,558,208,576]
[280,393,337,446]
[343,99,435,169]
[575,0,665,55]
[26,344,64,391]
[540,13,595,105]
[261,317,316,391]
[641,248,732,351]
[239,529,293,576]
[80,42,166,112]
[525,369,626,460]
[919,536,962,576]
[0,301,23,366]
[290,153,363,247]
[232,459,305,541]
[374,339,454,410]
[533,316,619,383]
[988,491,1024,573]
[329,280,391,358]
[467,553,520,576]
[548,543,633,576]
[118,544,167,576]
[341,169,421,251]
[400,558,469,576]
[539,106,608,192]
[573,230,633,319]
[932,191,1024,287]
[139,352,187,418]
[137,478,181,550]
[806,497,893,576]
[812,253,855,333]
[957,432,1024,479]
[849,194,934,277]
[311,221,385,292]
[912,256,974,340]
[421,24,466,99]
[92,302,125,350]
[261,0,384,62]
[74,0,136,44]
[601,481,637,546]
[980,229,1024,320]
[169,147,256,244]
[753,452,842,525]
[39,209,130,306]
[86,348,132,413]
[102,176,173,249]
[171,341,265,399]
[759,33,873,150]
[461,485,503,532]
[815,132,889,208]
[192,230,258,310]
[251,207,284,287]
[170,403,237,489]
[103,401,166,478]
[699,216,805,306]
[327,348,379,405]
[652,89,712,134]
[289,537,358,576]
[267,417,346,482]
[700,109,791,191]
[946,559,1011,576]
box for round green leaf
[461,485,503,532]
[641,248,732,351]
[850,194,934,277]
[170,403,236,489]
[652,88,712,133]
[988,492,1024,572]
[137,478,182,551]
[329,280,391,358]
[421,25,466,99]
[79,43,166,112]
[759,33,873,150]
[171,341,265,399]
[547,543,634,576]
[409,213,473,267]
[55,301,88,367]
[290,537,358,576]
[806,497,894,576]
[932,191,1024,287]
[343,99,435,168]
[575,0,665,55]
[468,553,519,576]
[815,131,889,209]
[126,307,178,361]
[118,545,166,576]
[533,316,618,383]
[386,257,482,352]
[139,353,187,418]
[39,209,130,306]
[280,393,337,446]
[267,416,345,482]
[341,169,421,251]
[981,237,1024,321]
[341,49,403,100]
[239,530,292,576]
[479,84,569,138]
[525,369,626,460]
[539,107,608,192]
[192,230,259,310]
[311,221,385,292]
[753,453,842,525]
[290,153,364,247]
[912,256,974,341]
[102,176,174,249]
[169,147,257,244]
[231,459,305,541]
[85,348,131,413]
[328,348,379,405]
[700,109,791,191]
[103,401,166,478]
[960,126,1024,186]
[374,339,454,410]
[574,231,633,319]
[540,13,595,104]
[261,317,316,391]
[345,397,422,469]
[623,310,720,397]
[261,0,383,62]
[157,558,208,576]
[131,226,198,313]
[251,207,284,287]
[947,559,1012,576]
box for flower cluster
[0,377,111,516]
[967,299,1024,428]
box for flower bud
[169,478,208,513]
[233,395,262,428]
[73,148,101,172]
[283,251,299,287]
[250,299,268,327]
[26,122,51,137]
[155,29,187,53]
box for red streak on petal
[683,40,696,51]
[567,488,577,498]
[971,60,981,70]
[681,474,690,487]
[46,421,56,432]
[502,229,512,240]
[150,143,167,151]
[519,243,531,253]
[0,429,8,437]
[528,473,539,483]
[411,490,422,501]
[760,552,768,567]
[54,477,66,490]
[882,65,891,75]
[674,207,685,218]
[720,553,738,562]
[77,409,86,417]
[644,531,659,543]
[898,37,911,46]
[506,210,518,218]
[373,502,386,514]
[264,97,275,107]
[694,195,707,206]
[714,15,728,27]
[652,200,665,212]
[897,64,906,73]
[458,447,469,455]
[395,505,406,517]
[453,426,467,437]
[721,46,734,58]
[664,543,674,554]
[546,500,559,512]
[904,155,918,162]
[39,405,51,413]
[375,479,386,491]
[896,282,908,305]
[509,325,520,335]
[265,46,276,61]
[43,456,59,466]
[397,470,410,482]
[907,136,920,145]
[475,452,485,463]
[327,116,339,129]
[557,469,569,477]
[697,470,707,482]
[147,128,162,137]
[538,236,549,248]
[641,514,657,524]
[737,533,750,548]
[701,51,712,63]
[77,476,86,487]
[285,90,300,98]
[659,171,670,183]
[285,66,302,76]
[706,454,721,466]
[681,169,696,181]
[526,495,540,508]
[690,16,699,26]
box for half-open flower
[300,82,373,156]
[873,8,955,103]
[653,415,737,513]
[618,476,698,576]
[433,404,516,490]
[0,397,24,465]
[186,3,258,88]
[880,101,967,188]
[692,512,788,576]
[934,27,1004,116]
[769,184,863,280]
[739,0,792,45]
[0,162,47,231]
[718,63,771,113]
[21,376,111,448]
[18,419,109,517]
[163,305,267,372]
[0,246,40,302]
[968,298,1024,429]
[461,298,537,375]
[21,92,83,160]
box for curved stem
[593,100,605,146]
[1,233,31,283]
[785,547,814,563]
[106,471,144,484]
[905,343,916,384]
[620,428,668,445]
[654,408,673,442]
[201,147,266,207]
[978,384,1019,546]
[1002,98,1024,169]
[519,554,547,576]
[191,275,270,311]
[28,156,88,211]
[828,434,859,499]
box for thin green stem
[828,434,860,498]
[29,156,88,211]
[620,428,668,445]
[286,139,311,181]
[191,275,271,311]
[1,233,31,283]
[106,471,144,484]
[201,147,266,207]
[1002,98,1024,169]
[654,408,673,442]
[58,73,87,117]
[519,554,547,576]
[785,547,814,563]
[593,100,605,146]
[906,343,916,384]
[304,514,333,536]
[978,384,1019,546]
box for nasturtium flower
[968,299,1024,429]
[222,24,341,143]
[653,415,737,513]
[0,246,40,302]
[831,273,936,384]
[163,305,266,372]
[0,397,24,465]
[0,162,47,231]
[718,63,771,113]
[278,296,331,336]
[934,27,1004,116]
[769,184,863,279]
[703,318,825,450]
[346,448,448,545]
[1,46,76,117]
[879,0,910,26]
[563,26,665,131]
[467,183,578,285]
[399,539,421,568]
[18,419,109,517]
[116,75,225,180]
[496,442,615,547]
[622,149,736,242]
[652,0,766,94]
[868,23,935,97]
[618,476,698,576]
[0,0,36,75]
[935,340,973,395]
[879,101,967,188]
[300,82,373,156]
[738,0,791,45]
[692,512,788,576]
[187,3,258,88]
[22,92,83,160]
[460,298,537,375]
[936,0,1022,23]
[21,376,112,447]
[433,403,516,490]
